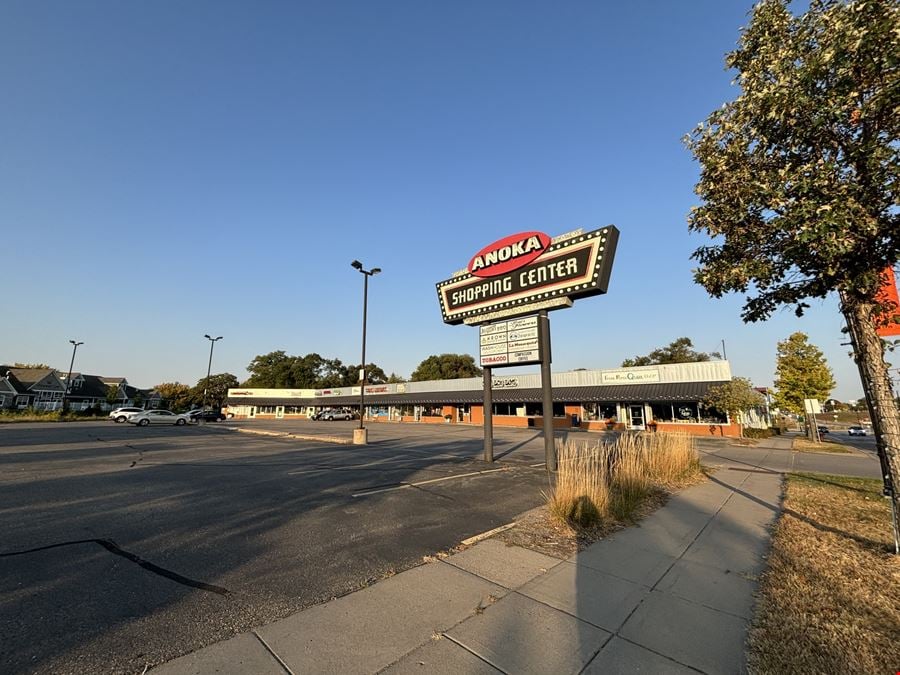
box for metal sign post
[483,366,494,463]
[539,311,556,471]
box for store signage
[228,388,314,398]
[479,316,542,368]
[491,377,520,389]
[601,369,660,384]
[468,232,551,278]
[437,226,619,325]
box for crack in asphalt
[0,538,229,595]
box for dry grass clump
[791,438,853,454]
[546,432,701,529]
[748,473,900,673]
[547,443,610,527]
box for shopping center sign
[436,226,619,325]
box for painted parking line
[286,454,467,476]
[352,467,508,498]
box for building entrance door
[248,406,256,418]
[275,406,284,419]
[629,404,644,429]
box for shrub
[745,427,775,439]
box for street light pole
[62,340,83,414]
[351,260,381,443]
[203,335,223,410]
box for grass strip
[748,473,900,673]
[792,438,854,453]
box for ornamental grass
[546,431,701,529]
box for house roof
[0,366,62,392]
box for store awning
[225,380,722,407]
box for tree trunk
[843,298,900,521]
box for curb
[230,426,353,446]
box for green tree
[621,337,720,367]
[411,354,483,381]
[386,372,406,383]
[343,364,389,386]
[153,382,193,412]
[703,377,765,435]
[772,333,836,414]
[13,362,51,369]
[686,0,900,512]
[193,373,240,409]
[244,351,392,389]
[244,351,296,388]
[105,385,120,407]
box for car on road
[320,409,353,421]
[127,410,191,426]
[817,425,829,434]
[109,407,145,423]
[188,409,226,422]
[848,426,868,436]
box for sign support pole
[483,366,494,463]
[539,311,556,471]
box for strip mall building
[225,360,748,436]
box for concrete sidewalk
[150,455,781,675]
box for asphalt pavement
[150,433,820,674]
[0,421,550,674]
[1,422,883,674]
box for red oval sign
[467,231,551,278]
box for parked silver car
[320,409,353,421]
[127,410,191,426]
[109,407,145,423]
[848,426,868,436]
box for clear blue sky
[1,0,864,400]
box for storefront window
[650,402,702,423]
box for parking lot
[0,420,556,674]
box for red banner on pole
[875,266,900,337]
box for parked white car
[127,410,191,426]
[848,426,868,436]
[109,407,145,423]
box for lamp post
[62,340,83,414]
[351,260,380,443]
[203,335,223,410]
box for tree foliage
[621,337,720,367]
[410,354,483,381]
[773,332,836,413]
[13,363,51,369]
[686,0,900,512]
[686,0,899,320]
[243,351,390,388]
[345,364,388,385]
[194,373,239,408]
[703,377,765,422]
[153,382,193,411]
